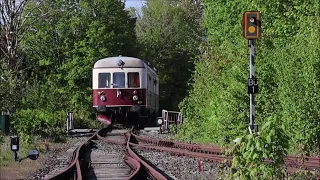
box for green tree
[0,0,44,113]
[135,0,205,110]
[179,0,320,155]
[14,0,138,140]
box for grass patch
[0,133,66,166]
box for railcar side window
[113,72,125,88]
[98,73,110,88]
[128,72,140,88]
[148,75,152,90]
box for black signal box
[242,11,261,39]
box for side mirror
[28,149,39,160]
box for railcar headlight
[100,95,106,102]
[133,90,137,95]
[133,95,138,101]
[157,118,163,125]
[98,91,105,95]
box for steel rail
[126,130,168,180]
[131,130,320,178]
[46,128,142,180]
[130,142,228,163]
[45,132,97,180]
[125,156,142,179]
[132,132,222,154]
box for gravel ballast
[138,129,175,140]
[135,148,221,179]
[136,129,227,179]
[85,140,131,180]
[25,136,89,180]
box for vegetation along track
[130,129,320,178]
[42,127,320,179]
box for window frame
[127,72,140,88]
[112,72,125,88]
[98,72,111,88]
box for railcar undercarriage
[94,106,157,129]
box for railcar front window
[98,73,110,88]
[128,72,140,88]
[113,72,125,88]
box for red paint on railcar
[97,114,112,125]
[92,89,146,106]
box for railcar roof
[94,56,147,68]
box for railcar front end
[92,56,158,127]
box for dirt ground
[0,137,79,180]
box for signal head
[242,11,261,39]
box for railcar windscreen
[113,72,125,88]
[128,72,140,88]
[98,73,110,88]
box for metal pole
[14,151,19,162]
[249,39,256,133]
[66,114,69,132]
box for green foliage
[177,45,227,143]
[178,0,320,156]
[17,0,138,131]
[225,116,289,179]
[168,124,179,134]
[12,109,66,143]
[0,70,24,113]
[0,131,4,145]
[135,0,204,110]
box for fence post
[162,110,168,131]
[178,112,183,124]
[66,112,74,131]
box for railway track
[45,127,320,179]
[46,128,167,180]
[82,139,132,179]
[129,129,320,179]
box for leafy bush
[0,131,4,145]
[178,0,320,155]
[12,109,66,143]
[225,116,289,179]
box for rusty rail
[44,127,320,179]
[130,129,320,178]
[45,134,93,180]
[97,128,167,179]
[46,128,143,180]
[132,132,222,155]
[126,131,168,179]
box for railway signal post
[242,11,261,134]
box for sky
[124,0,146,10]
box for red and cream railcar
[92,56,159,126]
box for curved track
[45,128,144,180]
[45,127,170,180]
[45,127,320,179]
